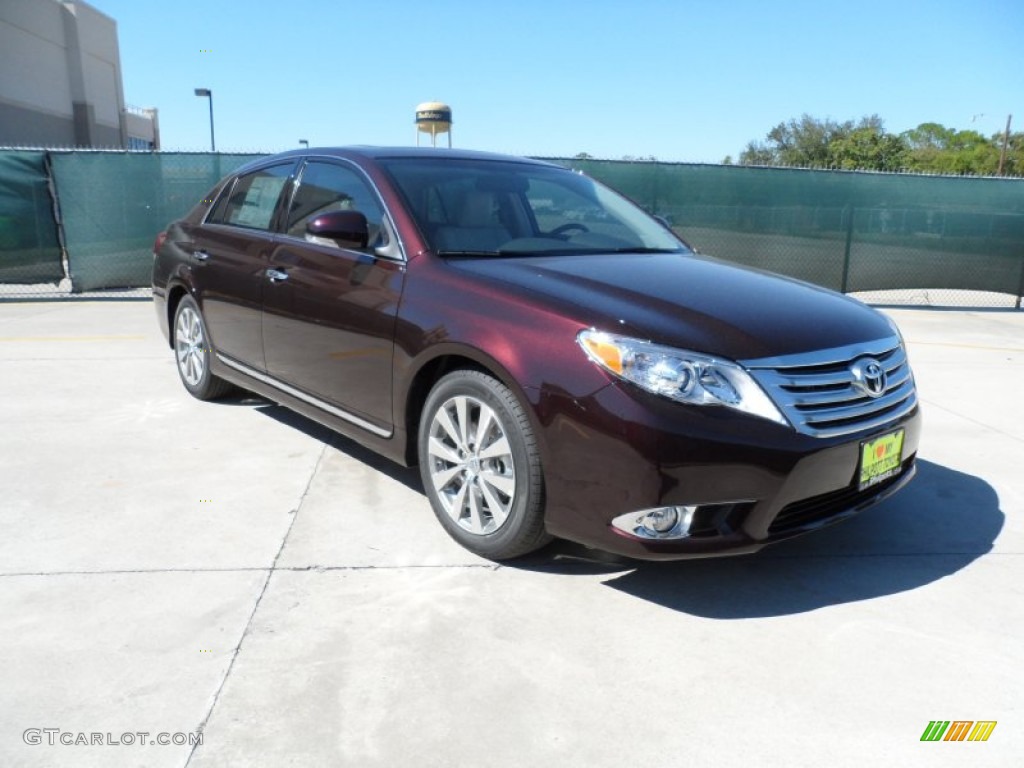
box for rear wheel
[173,295,233,400]
[418,370,551,560]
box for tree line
[728,114,1021,175]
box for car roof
[231,146,558,177]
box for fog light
[647,507,679,533]
[611,505,698,540]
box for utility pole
[998,114,1012,176]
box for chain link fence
[0,150,263,298]
[0,151,64,288]
[553,159,1024,308]
[2,150,1023,307]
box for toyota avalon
[152,147,920,560]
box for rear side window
[206,180,234,223]
[209,164,293,231]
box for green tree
[947,131,1000,174]
[828,127,910,171]
[738,141,776,165]
[739,114,886,168]
[994,131,1024,175]
[901,123,1004,175]
[738,116,1021,176]
[901,122,955,169]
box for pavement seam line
[0,563,502,578]
[183,441,328,768]
[1,552,1019,582]
[919,397,1024,444]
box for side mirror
[307,210,369,249]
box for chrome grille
[742,337,918,438]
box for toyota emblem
[851,357,887,398]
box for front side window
[286,161,384,247]
[210,164,293,231]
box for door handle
[193,250,210,261]
[266,268,289,283]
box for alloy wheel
[175,305,206,387]
[426,395,516,535]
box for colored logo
[920,720,997,742]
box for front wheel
[418,370,551,560]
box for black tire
[418,370,551,560]
[172,295,233,401]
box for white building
[0,0,159,149]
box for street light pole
[299,139,309,148]
[998,114,1012,177]
[194,88,216,152]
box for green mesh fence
[551,159,1024,303]
[0,151,63,284]
[1,151,1023,302]
[49,152,262,292]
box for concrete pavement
[1,300,1021,767]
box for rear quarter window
[208,164,293,231]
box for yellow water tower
[415,102,452,147]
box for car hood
[449,252,894,361]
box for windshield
[377,157,688,257]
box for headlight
[577,330,789,427]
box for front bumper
[532,380,922,561]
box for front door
[261,159,404,434]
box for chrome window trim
[216,354,393,438]
[284,154,408,263]
[202,176,238,225]
[201,160,299,230]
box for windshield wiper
[588,247,685,254]
[435,247,686,258]
[434,250,502,257]
[436,249,550,258]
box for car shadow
[248,399,424,494]
[240,395,1002,618]
[521,460,1003,618]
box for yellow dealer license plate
[858,429,905,491]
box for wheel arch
[399,346,542,467]
[165,282,191,348]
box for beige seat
[432,192,510,252]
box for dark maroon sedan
[152,147,920,560]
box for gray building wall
[123,106,159,150]
[0,0,156,148]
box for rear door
[191,162,295,370]
[261,158,405,434]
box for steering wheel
[548,222,590,238]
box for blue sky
[93,0,1023,161]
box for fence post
[840,205,855,293]
[1016,252,1024,310]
